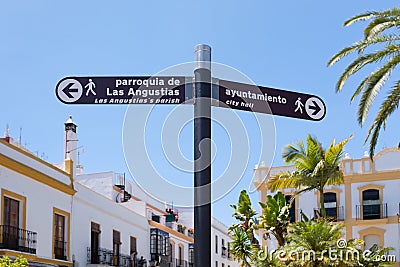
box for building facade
[0,136,75,267]
[0,116,240,267]
[253,150,400,266]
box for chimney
[64,116,77,175]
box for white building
[0,116,240,267]
[0,134,75,267]
[212,218,235,267]
[253,149,400,266]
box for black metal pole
[194,44,211,267]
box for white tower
[64,115,78,165]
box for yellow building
[253,148,400,266]
[0,136,75,267]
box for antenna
[76,147,85,167]
[5,124,10,137]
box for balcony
[313,206,344,221]
[221,246,227,258]
[356,203,388,220]
[0,225,37,254]
[87,247,131,267]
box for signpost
[56,45,327,267]
[56,76,191,104]
[217,79,326,121]
[193,44,212,267]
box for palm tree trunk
[319,188,326,218]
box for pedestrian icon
[85,79,96,96]
[294,97,304,114]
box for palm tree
[259,191,290,247]
[277,219,355,267]
[229,228,254,267]
[268,135,351,217]
[327,7,400,158]
[229,190,258,245]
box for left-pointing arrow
[62,82,79,98]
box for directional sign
[56,76,190,104]
[217,79,326,121]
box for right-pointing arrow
[62,82,79,98]
[308,100,321,115]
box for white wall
[0,163,72,260]
[211,218,240,267]
[71,183,149,267]
[0,141,71,185]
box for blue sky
[1,1,400,226]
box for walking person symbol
[294,97,304,114]
[85,79,96,96]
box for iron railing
[313,206,344,221]
[0,225,37,254]
[221,246,227,258]
[87,247,132,267]
[356,203,388,220]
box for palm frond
[327,40,368,66]
[335,46,400,92]
[325,172,344,186]
[268,171,305,192]
[364,18,400,40]
[357,54,400,125]
[344,11,378,26]
[324,135,352,166]
[365,80,400,158]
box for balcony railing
[146,257,189,267]
[313,206,344,221]
[221,246,227,258]
[87,247,131,267]
[356,203,388,220]
[0,225,37,254]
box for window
[221,238,227,257]
[113,230,121,266]
[324,192,337,219]
[362,189,380,220]
[188,244,194,266]
[222,263,225,267]
[177,245,184,266]
[53,208,70,261]
[130,236,137,254]
[54,214,66,260]
[91,222,100,264]
[150,229,169,262]
[3,196,20,250]
[169,242,174,263]
[215,261,218,267]
[215,235,218,253]
[285,195,296,223]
